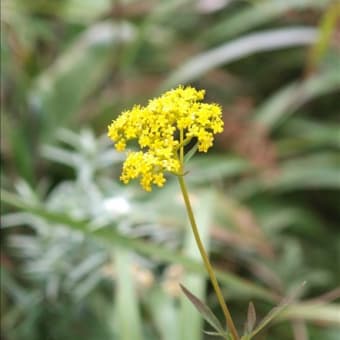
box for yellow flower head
[108,85,224,191]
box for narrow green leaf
[254,69,340,130]
[249,302,289,338]
[184,143,198,164]
[204,330,222,336]
[307,2,340,71]
[146,287,181,340]
[162,27,316,89]
[279,303,340,324]
[245,302,257,334]
[6,119,35,184]
[180,284,226,336]
[203,0,331,43]
[250,282,306,337]
[204,330,229,338]
[278,118,340,154]
[231,152,340,198]
[114,248,143,340]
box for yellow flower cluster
[108,85,223,191]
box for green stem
[177,174,240,340]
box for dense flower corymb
[108,85,224,191]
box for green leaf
[307,2,340,71]
[184,143,198,164]
[203,0,332,43]
[278,118,340,154]
[146,286,181,340]
[244,302,257,334]
[274,154,340,191]
[114,248,143,340]
[180,284,227,337]
[161,27,316,89]
[249,302,289,338]
[254,69,340,130]
[231,152,340,198]
[249,282,306,338]
[0,189,275,301]
[204,330,232,339]
[279,303,340,324]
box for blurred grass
[1,0,340,339]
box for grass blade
[162,27,316,89]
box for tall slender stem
[177,174,240,340]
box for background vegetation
[1,1,340,339]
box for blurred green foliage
[1,0,340,339]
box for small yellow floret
[107,85,224,191]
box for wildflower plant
[108,85,223,191]
[108,86,286,340]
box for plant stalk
[177,174,240,340]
